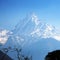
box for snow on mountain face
[14,13,60,41]
[30,23,55,38]
[25,14,60,41]
[13,13,56,38]
[0,14,60,46]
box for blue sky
[0,0,60,30]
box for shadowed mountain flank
[0,50,13,60]
[45,50,60,60]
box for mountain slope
[23,38,60,60]
[0,14,60,60]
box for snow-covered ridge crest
[31,13,40,26]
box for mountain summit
[12,13,60,41]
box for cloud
[0,30,10,44]
[53,35,60,41]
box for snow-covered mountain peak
[25,14,60,40]
[12,13,60,41]
[31,13,40,26]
